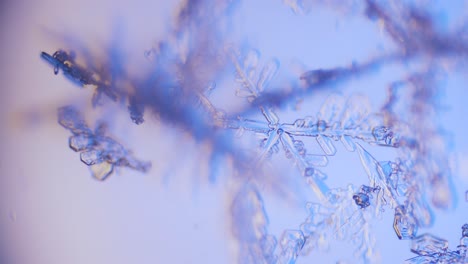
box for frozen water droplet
[353,192,370,209]
[90,162,114,181]
[316,120,327,132]
[411,233,448,255]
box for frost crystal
[393,205,418,240]
[407,224,468,264]
[58,106,150,180]
[411,234,448,256]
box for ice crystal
[58,106,151,180]
[406,224,468,264]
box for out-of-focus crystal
[411,233,448,255]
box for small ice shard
[89,162,114,181]
[393,205,418,240]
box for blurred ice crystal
[411,234,448,256]
[406,224,468,264]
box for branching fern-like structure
[40,0,467,263]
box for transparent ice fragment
[242,50,259,83]
[341,135,356,152]
[380,161,399,190]
[89,162,114,181]
[58,106,91,135]
[57,107,150,179]
[393,205,418,240]
[316,135,336,156]
[318,93,345,125]
[277,230,305,264]
[305,170,330,201]
[340,95,370,128]
[80,150,103,165]
[293,140,306,156]
[69,134,95,152]
[257,59,279,93]
[411,234,448,255]
[261,107,279,125]
[372,126,397,146]
[277,248,298,264]
[305,155,328,167]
